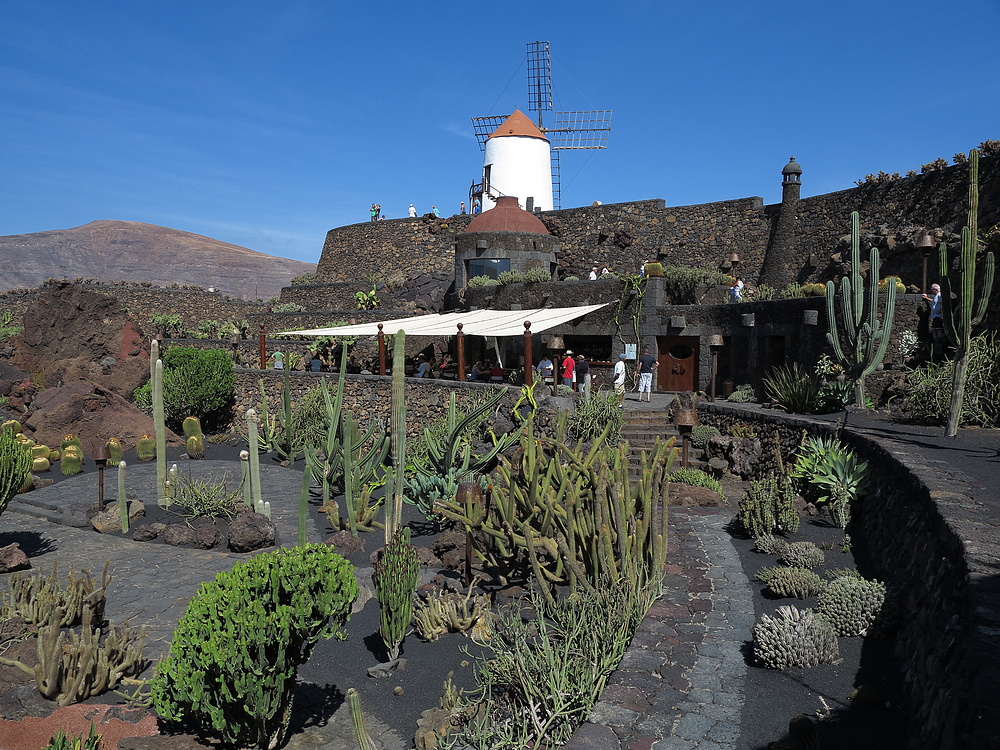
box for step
[6,499,64,524]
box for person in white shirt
[613,353,627,408]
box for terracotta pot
[674,408,699,427]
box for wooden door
[656,336,698,392]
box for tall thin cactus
[939,149,996,436]
[151,354,168,506]
[825,211,897,407]
[385,330,407,544]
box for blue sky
[3,0,998,265]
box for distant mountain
[0,220,316,300]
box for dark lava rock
[0,543,30,573]
[228,512,276,552]
[162,524,196,547]
[193,524,222,549]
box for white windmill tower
[470,41,613,212]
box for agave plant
[763,363,822,413]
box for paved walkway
[2,403,998,749]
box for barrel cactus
[752,605,841,669]
[765,567,826,599]
[780,541,825,569]
[136,434,156,462]
[816,575,885,637]
[106,437,124,465]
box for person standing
[472,200,481,214]
[271,351,284,370]
[370,204,378,222]
[729,276,744,303]
[432,205,440,217]
[561,350,576,395]
[575,354,591,401]
[536,354,554,383]
[637,347,658,402]
[460,201,466,215]
[613,353,627,407]
[589,267,598,281]
[408,204,417,218]
[923,283,944,358]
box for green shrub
[564,275,580,282]
[523,266,552,283]
[661,265,729,304]
[496,270,525,285]
[467,275,500,288]
[289,273,316,285]
[151,545,358,750]
[271,302,305,313]
[0,311,23,342]
[690,425,720,448]
[42,723,101,750]
[567,389,625,444]
[900,334,1000,427]
[726,384,757,403]
[668,467,727,503]
[764,362,822,413]
[158,347,235,429]
[790,435,869,528]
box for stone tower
[758,156,803,287]
[480,110,553,213]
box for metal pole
[258,323,266,370]
[710,349,718,402]
[523,321,533,387]
[378,324,387,375]
[457,323,466,382]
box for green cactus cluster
[0,561,109,628]
[765,567,826,599]
[0,427,32,515]
[816,575,886,637]
[436,412,673,604]
[738,471,797,538]
[780,541,825,569]
[752,605,841,670]
[825,210,897,406]
[753,535,789,555]
[152,545,358,750]
[412,585,491,642]
[372,528,420,661]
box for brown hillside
[0,220,315,300]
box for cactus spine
[152,356,167,505]
[825,211,896,407]
[385,330,407,544]
[118,461,129,533]
[939,149,996,436]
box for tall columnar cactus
[246,409,263,512]
[117,461,129,534]
[239,450,252,508]
[372,527,420,661]
[939,149,995,437]
[385,330,407,544]
[152,356,168,505]
[0,428,31,517]
[825,211,896,407]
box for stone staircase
[620,408,707,478]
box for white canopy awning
[279,303,609,338]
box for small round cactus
[752,605,841,669]
[753,534,788,556]
[816,575,886,637]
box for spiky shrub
[451,574,658,749]
[372,528,420,661]
[763,362,822,413]
[0,428,31,516]
[816,575,885,636]
[42,723,101,750]
[752,605,840,669]
[668,468,728,504]
[151,545,358,750]
[753,534,788,556]
[690,425,720,449]
[781,541,825,569]
[766,567,826,599]
[901,333,1000,428]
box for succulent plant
[135,435,155,462]
[106,437,124,465]
[816,575,885,637]
[753,534,788,556]
[61,434,82,450]
[32,457,51,473]
[780,541,825,569]
[60,447,83,476]
[765,567,826,599]
[752,605,841,669]
[186,434,205,459]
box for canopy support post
[523,321,533,387]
